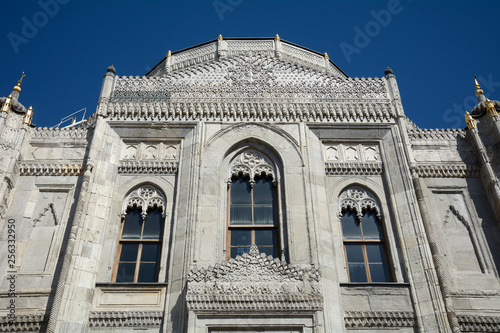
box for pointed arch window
[339,187,391,283]
[227,150,280,259]
[113,185,166,283]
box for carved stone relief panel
[324,143,380,163]
[121,142,178,161]
[19,185,73,274]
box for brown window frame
[112,206,163,283]
[227,175,280,259]
[341,208,392,283]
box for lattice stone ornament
[228,150,276,186]
[339,186,381,220]
[122,185,166,218]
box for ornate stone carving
[229,150,275,182]
[187,245,322,312]
[117,160,178,174]
[339,186,381,218]
[19,163,84,176]
[325,162,382,175]
[408,128,467,141]
[122,185,166,217]
[30,126,90,140]
[344,311,416,328]
[457,315,500,332]
[88,311,163,328]
[0,314,47,332]
[415,164,480,178]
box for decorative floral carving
[339,186,381,219]
[229,150,275,182]
[118,161,178,174]
[122,185,166,217]
[186,245,322,312]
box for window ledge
[340,282,409,287]
[96,282,168,288]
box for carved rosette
[122,185,166,218]
[186,245,322,312]
[339,186,381,220]
[228,150,276,186]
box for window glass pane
[369,263,389,282]
[121,209,143,239]
[119,243,139,262]
[361,211,383,240]
[143,209,163,239]
[255,230,276,246]
[366,244,385,263]
[253,177,274,204]
[341,211,362,239]
[345,244,364,263]
[230,177,251,204]
[230,206,252,225]
[115,263,136,282]
[348,263,368,282]
[138,263,158,282]
[231,230,251,246]
[231,246,250,258]
[141,244,160,262]
[258,246,276,257]
[253,206,274,225]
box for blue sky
[1,0,499,129]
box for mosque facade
[1,36,500,332]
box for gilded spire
[274,34,280,41]
[218,34,223,41]
[474,76,484,97]
[13,72,25,93]
[465,111,477,130]
[167,50,171,57]
[1,94,12,113]
[23,106,33,125]
[324,52,329,60]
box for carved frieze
[19,163,84,176]
[457,315,500,332]
[324,144,382,175]
[186,246,322,312]
[88,311,163,328]
[0,314,47,332]
[415,164,480,178]
[325,162,382,175]
[118,160,178,174]
[344,311,416,328]
[121,142,178,161]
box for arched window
[339,186,391,283]
[113,185,166,283]
[227,150,279,259]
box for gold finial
[275,34,280,41]
[167,50,171,57]
[465,111,477,130]
[218,34,223,41]
[1,94,12,113]
[474,75,484,97]
[13,72,25,93]
[324,52,329,60]
[486,99,498,118]
[23,106,33,125]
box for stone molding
[88,311,163,328]
[325,162,382,175]
[0,314,47,332]
[187,246,322,313]
[30,126,90,140]
[344,311,416,328]
[408,128,467,141]
[19,163,84,176]
[415,164,480,178]
[118,160,178,174]
[457,315,500,332]
[229,149,275,182]
[105,101,395,123]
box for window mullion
[363,244,371,282]
[134,243,143,283]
